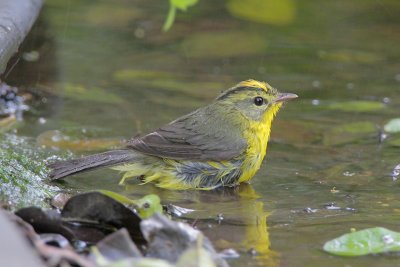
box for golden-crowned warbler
[49,80,297,190]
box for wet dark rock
[15,207,75,240]
[39,233,71,248]
[0,209,44,267]
[62,192,144,244]
[88,228,142,264]
[16,192,145,247]
[50,192,72,210]
[141,213,229,267]
[14,192,230,266]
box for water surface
[5,0,400,266]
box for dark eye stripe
[217,86,278,100]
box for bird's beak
[274,93,298,103]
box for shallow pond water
[3,0,400,266]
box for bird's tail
[48,149,137,180]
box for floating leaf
[327,101,385,112]
[0,115,17,132]
[318,49,383,64]
[323,121,376,146]
[384,118,400,133]
[181,31,267,58]
[226,0,296,26]
[330,121,376,134]
[388,137,400,147]
[60,83,123,104]
[37,130,122,152]
[85,5,142,27]
[323,227,400,256]
[113,69,225,101]
[113,70,179,82]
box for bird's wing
[127,106,247,161]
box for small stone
[311,99,320,105]
[134,27,145,38]
[247,248,259,256]
[382,97,390,104]
[219,248,240,259]
[343,171,355,177]
[323,202,341,210]
[22,51,40,62]
[346,82,354,89]
[38,117,46,124]
[304,207,317,213]
[216,213,224,224]
[382,234,394,245]
[312,80,321,88]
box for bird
[48,79,297,190]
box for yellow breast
[238,103,281,183]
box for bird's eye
[254,96,264,106]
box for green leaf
[89,229,142,267]
[36,129,121,152]
[61,83,124,104]
[318,49,383,64]
[0,115,17,132]
[226,0,295,26]
[388,137,400,147]
[323,227,400,256]
[97,190,137,205]
[97,190,162,219]
[162,5,176,32]
[171,0,198,11]
[163,0,198,31]
[181,31,267,58]
[176,234,216,267]
[384,118,400,133]
[134,258,174,267]
[135,194,163,219]
[327,101,385,112]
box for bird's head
[216,79,298,122]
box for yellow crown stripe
[237,79,272,92]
